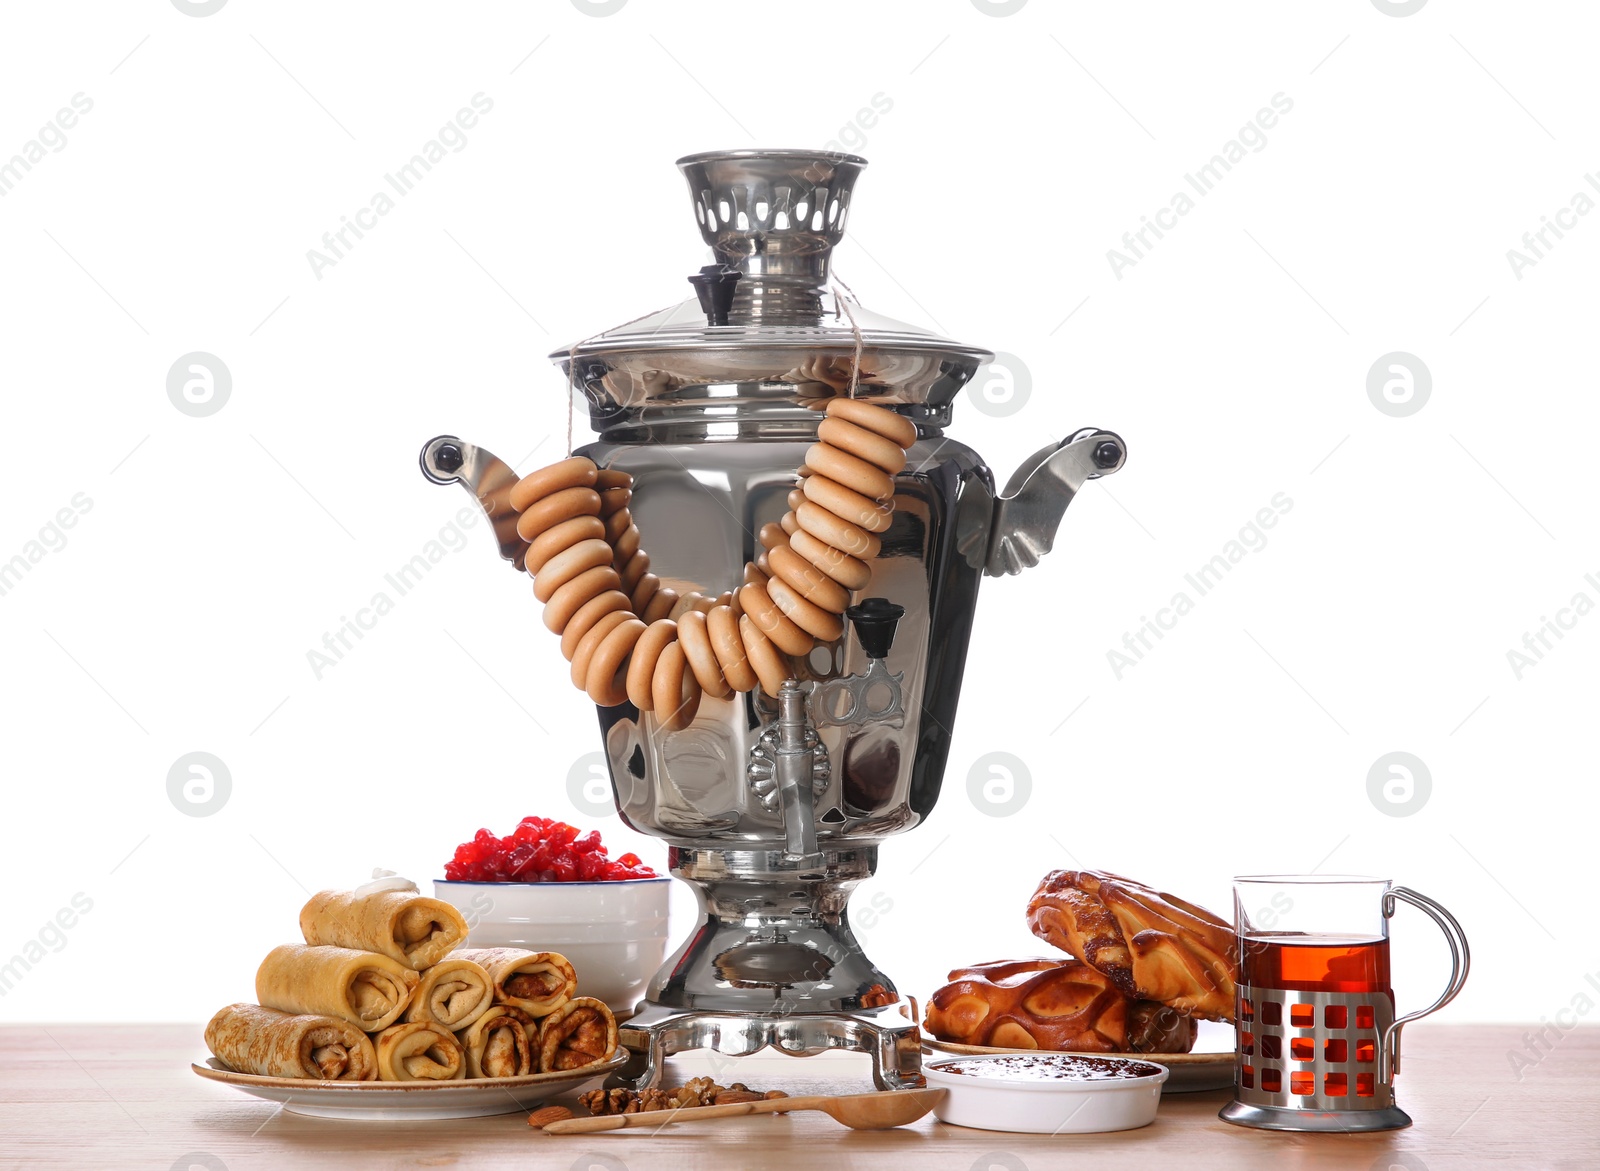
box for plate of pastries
[193,877,625,1118]
[922,870,1238,1093]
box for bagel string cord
[831,282,865,400]
[510,397,916,719]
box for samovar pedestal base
[614,1001,924,1091]
[611,845,923,1090]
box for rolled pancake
[373,1020,465,1082]
[256,944,419,1032]
[452,948,576,1016]
[299,888,468,970]
[205,1002,376,1081]
[537,996,618,1072]
[403,957,494,1031]
[455,1005,535,1079]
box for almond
[527,1105,576,1129]
[713,1090,764,1105]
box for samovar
[420,149,1126,1089]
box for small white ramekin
[922,1053,1170,1133]
[433,877,671,1014]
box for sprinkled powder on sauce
[931,1055,1164,1081]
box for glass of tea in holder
[1220,875,1469,1133]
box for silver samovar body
[421,150,1125,1088]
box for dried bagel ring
[641,587,679,625]
[510,456,597,512]
[630,573,660,614]
[738,583,813,657]
[707,605,758,693]
[780,510,801,536]
[739,614,791,696]
[758,522,789,551]
[802,474,893,534]
[787,488,806,512]
[651,641,701,730]
[669,591,714,620]
[676,610,730,698]
[818,416,908,475]
[619,551,651,595]
[525,515,605,576]
[795,501,882,561]
[743,562,769,588]
[766,575,844,642]
[516,486,602,543]
[597,487,631,518]
[594,468,633,492]
[569,610,633,687]
[804,442,894,503]
[544,566,622,633]
[559,590,633,660]
[585,618,647,706]
[767,544,851,613]
[612,525,641,565]
[825,397,917,448]
[786,527,872,592]
[533,539,615,604]
[603,508,633,543]
[625,620,679,711]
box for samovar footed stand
[614,843,924,1090]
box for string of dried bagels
[509,397,916,727]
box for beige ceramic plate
[192,1051,627,1119]
[922,1031,1234,1093]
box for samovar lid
[549,149,992,371]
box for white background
[2,0,1595,1060]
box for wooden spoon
[541,1088,946,1135]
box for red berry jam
[443,817,660,883]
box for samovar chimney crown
[676,149,867,326]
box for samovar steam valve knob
[845,598,904,660]
[687,265,741,326]
[773,680,820,860]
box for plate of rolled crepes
[921,870,1239,1093]
[194,880,625,1118]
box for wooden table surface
[1,1024,1592,1170]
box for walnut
[577,1088,636,1116]
[580,1078,787,1116]
[670,1076,719,1108]
[636,1088,673,1113]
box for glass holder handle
[1379,885,1471,1084]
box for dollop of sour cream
[356,868,418,897]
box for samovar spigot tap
[772,680,819,860]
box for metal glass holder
[1219,885,1470,1133]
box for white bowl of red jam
[434,817,670,1015]
[922,1053,1170,1133]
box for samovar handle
[418,435,531,571]
[980,428,1126,576]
